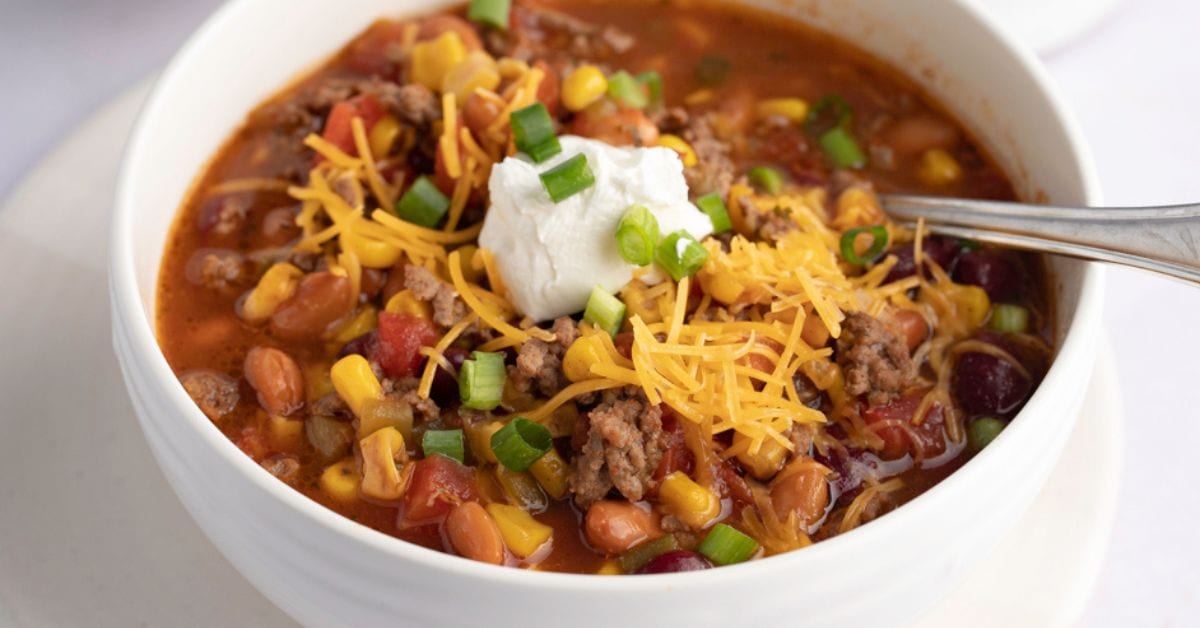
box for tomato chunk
[321,95,386,156]
[403,455,479,524]
[371,312,439,379]
[861,390,946,461]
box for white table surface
[1,0,1197,625]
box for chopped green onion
[459,351,506,410]
[394,176,449,228]
[468,0,511,29]
[694,193,731,234]
[422,429,465,463]
[510,103,561,163]
[539,153,595,202]
[618,534,681,573]
[697,523,759,566]
[805,94,854,134]
[747,166,784,194]
[819,126,867,169]
[656,230,710,281]
[959,238,983,252]
[695,55,730,86]
[607,71,648,109]
[616,205,660,265]
[968,417,1006,452]
[635,71,663,108]
[988,304,1030,333]
[490,417,553,471]
[583,285,626,337]
[839,226,889,266]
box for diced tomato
[861,390,946,461]
[402,455,478,524]
[321,95,386,156]
[371,312,439,379]
[532,60,561,117]
[653,410,694,482]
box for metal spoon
[882,195,1200,284]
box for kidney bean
[770,465,829,527]
[244,346,305,416]
[269,271,353,341]
[954,249,1020,301]
[430,346,471,404]
[637,550,713,574]
[338,330,379,359]
[584,501,663,554]
[952,351,1031,417]
[260,206,299,245]
[444,502,505,565]
[882,236,962,284]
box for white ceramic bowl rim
[111,0,1103,591]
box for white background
[1,0,1198,624]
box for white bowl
[110,0,1103,625]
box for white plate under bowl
[0,82,1117,627]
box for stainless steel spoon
[882,195,1200,284]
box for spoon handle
[882,195,1200,285]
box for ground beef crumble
[383,376,440,423]
[509,317,579,397]
[837,312,916,407]
[179,370,239,421]
[570,387,665,507]
[403,264,468,328]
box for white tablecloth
[1,0,1197,624]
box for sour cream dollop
[479,135,713,321]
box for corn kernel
[832,186,884,231]
[698,272,745,305]
[529,449,570,500]
[465,420,503,463]
[596,561,622,575]
[384,289,433,320]
[486,503,553,558]
[734,432,787,480]
[332,306,378,345]
[562,64,608,112]
[917,148,963,187]
[359,427,411,501]
[955,284,991,328]
[755,97,809,123]
[368,115,402,159]
[330,354,382,417]
[319,458,360,503]
[562,335,607,382]
[410,31,467,91]
[340,230,402,269]
[241,263,302,322]
[496,58,529,79]
[305,361,334,400]
[659,471,721,528]
[442,51,501,104]
[265,413,304,449]
[656,134,698,168]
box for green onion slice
[747,166,784,194]
[467,0,511,29]
[618,534,681,573]
[616,205,660,265]
[656,230,710,281]
[839,225,889,266]
[458,351,506,410]
[539,153,595,202]
[395,176,450,228]
[510,103,561,163]
[697,523,759,566]
[490,418,553,471]
[694,193,731,234]
[805,94,855,134]
[968,417,1006,452]
[988,304,1030,333]
[695,55,731,87]
[583,285,627,337]
[635,71,663,109]
[422,429,465,464]
[819,126,867,170]
[607,71,649,109]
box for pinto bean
[883,115,960,157]
[445,502,506,565]
[771,465,830,528]
[570,106,659,147]
[889,309,929,352]
[269,271,353,341]
[584,500,663,554]
[463,92,503,138]
[244,346,305,416]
